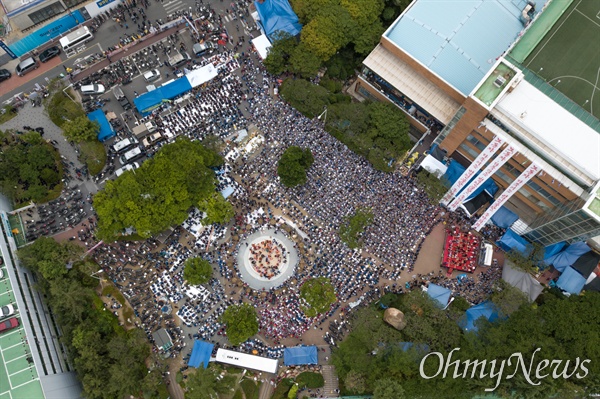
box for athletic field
[523,0,600,120]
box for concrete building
[355,0,600,246]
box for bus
[59,26,94,51]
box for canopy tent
[420,154,448,177]
[458,302,499,332]
[490,206,519,229]
[220,186,235,199]
[188,340,214,369]
[254,0,302,39]
[87,110,115,142]
[543,242,567,262]
[461,191,493,216]
[544,242,591,273]
[556,266,586,295]
[502,260,544,302]
[428,143,447,162]
[571,251,600,279]
[186,63,219,88]
[496,229,531,256]
[283,346,318,366]
[426,283,452,308]
[252,34,272,60]
[443,160,498,202]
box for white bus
[59,26,94,51]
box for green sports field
[523,0,600,119]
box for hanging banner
[0,40,17,59]
[473,163,540,231]
[441,136,504,205]
[448,145,516,211]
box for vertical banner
[448,145,516,211]
[0,40,17,59]
[473,163,540,231]
[440,136,504,205]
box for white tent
[420,154,447,176]
[252,34,272,60]
[186,64,219,88]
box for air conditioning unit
[493,76,507,88]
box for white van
[115,162,139,177]
[112,137,138,154]
[15,57,39,76]
[120,147,144,164]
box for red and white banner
[448,145,516,211]
[473,163,540,231]
[441,136,504,205]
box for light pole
[443,296,455,310]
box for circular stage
[236,228,298,290]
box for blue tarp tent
[497,229,531,255]
[134,77,193,114]
[427,284,452,308]
[459,302,499,332]
[220,186,234,199]
[255,0,302,39]
[556,266,586,295]
[87,110,115,142]
[490,206,518,228]
[543,242,567,261]
[284,346,317,366]
[188,340,214,368]
[443,160,498,202]
[8,11,84,57]
[544,242,591,273]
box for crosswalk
[162,0,188,15]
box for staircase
[321,365,339,397]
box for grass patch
[46,89,85,128]
[241,379,258,399]
[101,284,126,305]
[176,371,183,384]
[296,372,324,389]
[0,106,17,124]
[79,140,106,176]
[232,389,243,399]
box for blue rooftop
[385,0,546,95]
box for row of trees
[0,130,62,204]
[94,138,234,241]
[17,238,165,399]
[280,79,411,171]
[264,0,411,79]
[333,289,600,398]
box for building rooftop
[495,79,600,181]
[384,0,545,96]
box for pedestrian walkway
[258,373,275,399]
[321,365,339,397]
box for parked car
[0,69,11,82]
[142,132,164,148]
[39,46,60,63]
[0,317,19,333]
[143,69,161,82]
[15,57,39,77]
[80,84,105,95]
[115,162,139,177]
[0,304,14,319]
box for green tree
[289,42,322,78]
[200,193,234,225]
[505,242,545,274]
[277,146,314,187]
[338,207,374,248]
[62,116,100,143]
[280,78,330,118]
[299,277,337,317]
[185,365,236,399]
[490,280,529,317]
[415,169,450,204]
[183,257,213,285]
[373,378,405,399]
[221,303,259,346]
[264,32,298,76]
[94,138,221,240]
[345,370,367,394]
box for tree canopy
[199,193,235,226]
[333,290,600,398]
[94,138,224,240]
[184,365,236,399]
[277,146,314,187]
[299,277,337,317]
[338,207,374,249]
[62,116,100,143]
[221,303,259,346]
[18,238,162,399]
[183,257,213,285]
[0,131,62,204]
[415,169,449,205]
